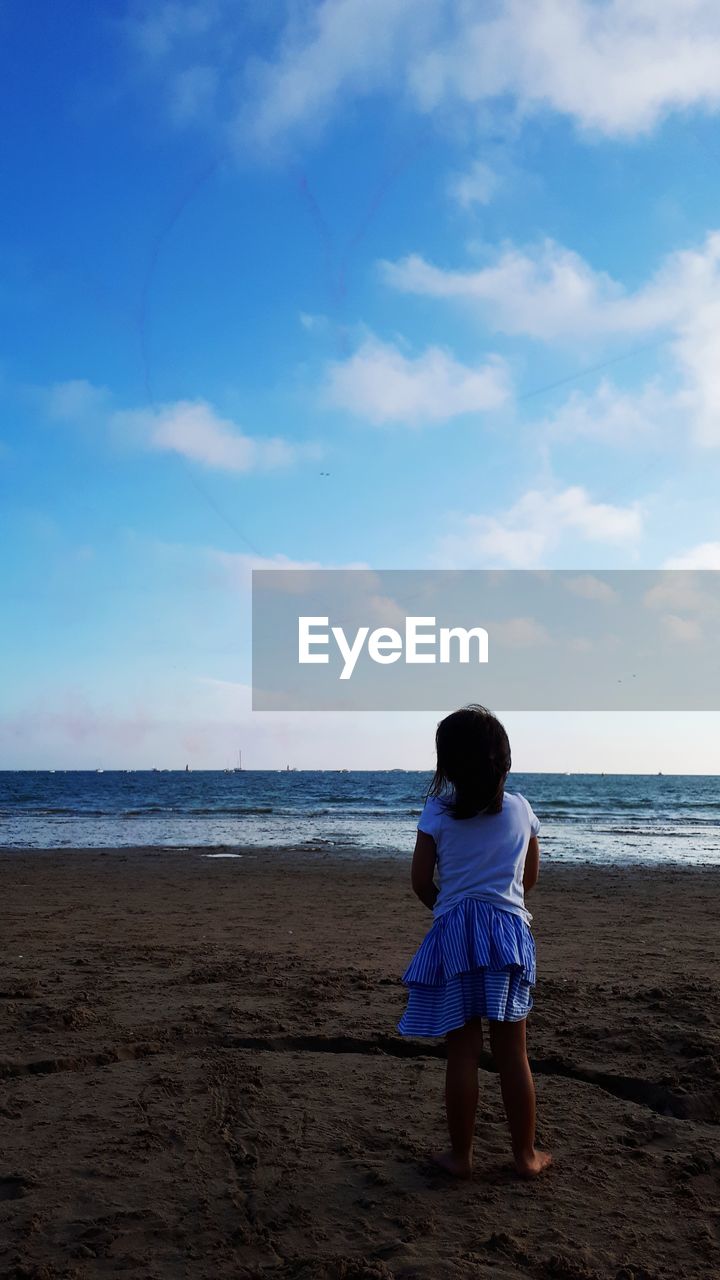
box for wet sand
[1,848,719,1279]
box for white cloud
[168,65,218,124]
[672,301,720,446]
[126,2,220,59]
[211,550,369,590]
[643,573,719,615]
[243,0,435,150]
[642,571,720,649]
[541,380,669,444]
[46,379,111,421]
[435,485,643,568]
[113,399,303,473]
[381,239,664,341]
[381,231,720,341]
[406,0,720,139]
[662,613,704,643]
[127,2,720,147]
[43,381,307,475]
[447,160,499,209]
[322,336,511,426]
[664,542,720,569]
[299,311,328,332]
[383,230,720,446]
[564,574,618,602]
[491,616,551,647]
[254,0,720,145]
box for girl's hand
[411,830,439,909]
[523,836,540,894]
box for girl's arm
[523,836,540,894]
[411,830,438,910]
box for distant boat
[185,764,190,772]
[232,749,243,773]
[96,769,104,774]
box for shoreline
[3,842,720,875]
[2,850,719,1277]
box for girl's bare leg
[488,1018,552,1177]
[433,1017,483,1178]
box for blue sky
[3,0,720,770]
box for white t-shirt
[417,790,540,924]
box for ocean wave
[1,770,719,862]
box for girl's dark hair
[428,704,511,819]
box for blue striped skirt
[397,897,536,1038]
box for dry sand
[1,848,720,1279]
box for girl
[398,705,551,1179]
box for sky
[2,0,720,771]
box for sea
[1,770,719,865]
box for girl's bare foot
[432,1149,473,1179]
[514,1149,553,1178]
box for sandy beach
[1,848,719,1279]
